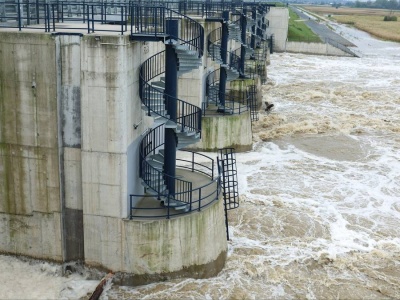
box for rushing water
[1,24,400,299]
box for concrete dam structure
[0,0,275,285]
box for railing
[207,26,240,71]
[222,89,249,115]
[131,5,204,56]
[139,124,196,202]
[204,68,250,115]
[177,150,215,180]
[131,148,220,219]
[0,0,130,33]
[133,3,224,219]
[139,52,202,135]
[130,177,220,219]
[244,59,264,80]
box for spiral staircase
[131,5,205,213]
[205,13,243,113]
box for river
[1,23,400,300]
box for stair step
[175,50,198,57]
[149,153,164,163]
[153,115,169,125]
[165,120,177,129]
[151,81,165,88]
[147,160,163,169]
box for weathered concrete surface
[57,34,84,261]
[189,111,253,152]
[0,32,63,260]
[265,7,289,52]
[1,25,229,283]
[84,196,227,286]
[285,41,354,56]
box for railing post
[129,195,132,219]
[198,188,201,211]
[240,9,247,77]
[17,0,22,31]
[120,5,123,35]
[167,195,170,219]
[130,4,133,35]
[218,11,229,112]
[35,0,39,24]
[52,4,55,31]
[251,8,256,50]
[86,5,90,33]
[164,18,179,200]
[91,5,94,33]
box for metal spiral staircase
[131,5,205,213]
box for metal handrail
[204,69,249,116]
[177,150,215,180]
[139,124,194,202]
[0,0,131,33]
[139,51,202,136]
[130,5,204,57]
[136,3,211,211]
[129,176,220,219]
[207,26,240,71]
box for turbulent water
[1,23,400,299]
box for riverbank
[299,5,400,43]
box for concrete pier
[0,28,228,283]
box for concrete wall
[57,34,84,262]
[85,197,227,285]
[0,32,63,261]
[189,111,253,152]
[0,18,229,283]
[265,7,289,52]
[285,41,354,57]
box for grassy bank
[287,8,322,43]
[300,5,400,42]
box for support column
[239,9,247,77]
[251,8,256,50]
[218,10,229,111]
[164,19,179,198]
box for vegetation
[300,5,400,42]
[287,8,322,43]
[383,15,398,20]
[353,0,400,10]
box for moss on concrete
[87,250,227,286]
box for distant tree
[388,0,398,9]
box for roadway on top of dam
[290,5,356,47]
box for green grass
[287,8,322,42]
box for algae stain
[0,143,12,214]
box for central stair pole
[218,10,229,113]
[251,8,256,50]
[164,18,179,199]
[240,8,247,77]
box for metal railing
[130,177,220,219]
[139,51,202,136]
[207,26,241,71]
[132,147,220,219]
[131,5,204,56]
[204,69,250,115]
[0,0,131,33]
[139,124,194,201]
